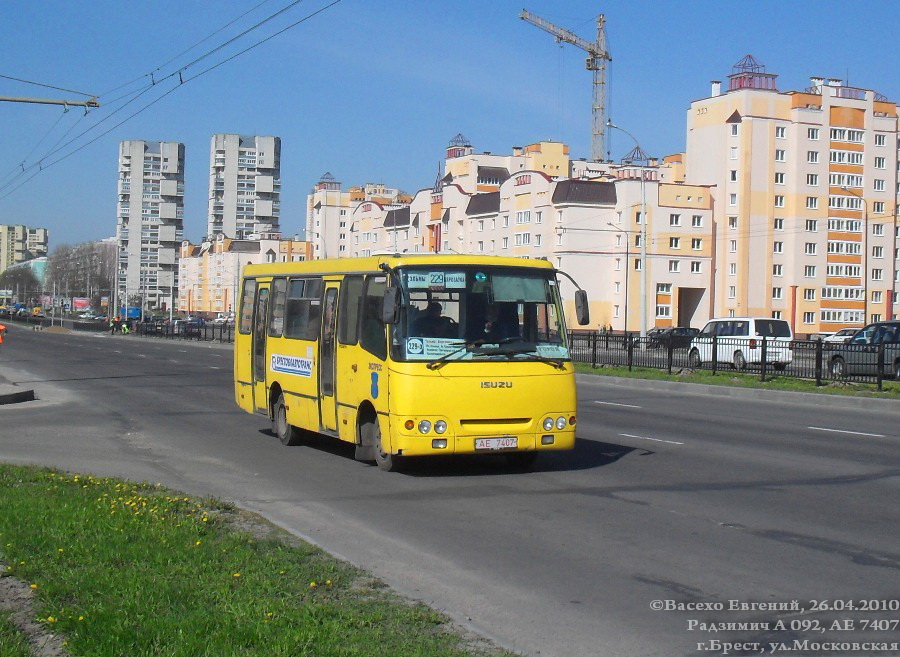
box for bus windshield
[391,266,570,364]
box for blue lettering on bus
[270,354,314,378]
[371,372,379,399]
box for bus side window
[360,276,387,360]
[339,276,364,345]
[239,279,257,334]
[269,278,286,337]
[284,278,324,340]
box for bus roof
[242,254,556,278]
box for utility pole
[520,8,611,162]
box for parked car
[822,327,858,344]
[827,320,900,379]
[647,326,698,349]
[688,317,793,371]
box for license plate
[475,437,518,450]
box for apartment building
[178,234,311,316]
[208,134,282,239]
[310,136,715,331]
[685,55,899,332]
[0,224,49,274]
[116,140,184,311]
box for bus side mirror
[382,287,401,324]
[574,289,589,325]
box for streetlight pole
[607,119,649,337]
[841,186,868,324]
[607,222,630,332]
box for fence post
[626,333,633,371]
[815,338,823,386]
[877,343,885,392]
[666,341,673,375]
[760,337,768,382]
[711,335,718,376]
[591,331,598,369]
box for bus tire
[273,393,303,446]
[369,420,402,472]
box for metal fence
[568,332,899,390]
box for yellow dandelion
[30,584,38,590]
[309,581,318,589]
[232,573,241,578]
[78,616,84,621]
[195,541,202,546]
[325,579,332,587]
[47,616,56,623]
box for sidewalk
[0,371,34,405]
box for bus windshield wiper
[479,342,565,369]
[425,341,476,370]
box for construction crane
[520,8,610,162]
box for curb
[576,373,900,411]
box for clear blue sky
[2,0,898,248]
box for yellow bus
[233,254,589,471]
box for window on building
[730,240,737,253]
[692,238,702,250]
[669,237,680,249]
[773,241,783,253]
[728,286,736,299]
[806,197,818,209]
[874,201,885,214]
[657,283,672,294]
[804,288,816,301]
[775,126,786,139]
[805,242,817,255]
[806,219,818,232]
[690,261,701,273]
[669,213,681,226]
[873,246,884,259]
[875,133,886,146]
[808,127,819,140]
[729,263,737,276]
[730,193,738,206]
[774,195,784,207]
[656,305,671,318]
[775,172,785,185]
[803,311,815,324]
[692,215,703,227]
[804,265,816,277]
[875,156,886,169]
[730,146,738,160]
[872,291,883,304]
[668,260,680,273]
[873,223,884,236]
[729,216,738,229]
[730,170,737,181]
[772,287,783,300]
[775,149,786,162]
[773,264,783,276]
[872,268,883,281]
[874,179,886,192]
[807,151,819,163]
[807,173,819,186]
[731,124,739,136]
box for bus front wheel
[273,393,303,446]
[366,419,402,472]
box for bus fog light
[418,420,432,434]
[541,435,555,445]
[569,416,576,426]
[432,439,447,449]
[543,417,554,431]
[404,420,415,430]
[434,420,447,434]
[556,416,567,430]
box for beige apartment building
[208,134,282,240]
[308,136,715,332]
[0,224,48,274]
[116,140,184,312]
[685,55,899,332]
[177,234,310,316]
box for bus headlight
[418,420,432,434]
[434,420,447,434]
[543,417,554,431]
[556,416,567,430]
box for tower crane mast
[520,8,610,162]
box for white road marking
[808,426,885,438]
[596,401,642,409]
[619,433,684,446]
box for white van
[688,317,793,370]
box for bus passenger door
[318,285,339,432]
[252,285,270,414]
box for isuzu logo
[480,381,513,388]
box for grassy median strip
[575,363,900,398]
[0,465,510,657]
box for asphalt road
[1,324,899,657]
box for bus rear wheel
[273,393,303,446]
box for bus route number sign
[408,271,466,290]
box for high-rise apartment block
[116,140,185,311]
[685,55,899,331]
[207,134,281,239]
[0,224,48,274]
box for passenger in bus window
[413,302,448,337]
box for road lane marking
[596,401,642,409]
[808,426,885,438]
[619,432,684,445]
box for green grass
[574,363,900,399]
[0,614,32,657]
[0,465,512,657]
